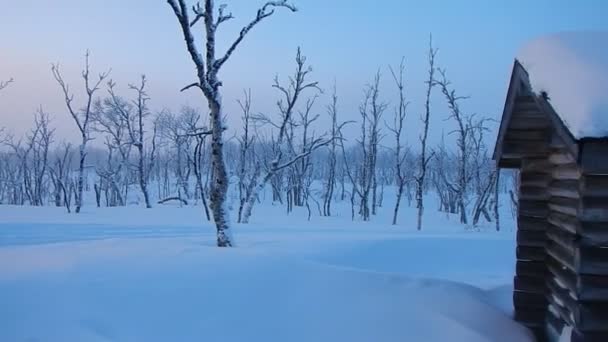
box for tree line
[0,0,509,247]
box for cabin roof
[517,31,608,139]
[494,32,608,172]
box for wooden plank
[549,149,577,165]
[580,208,608,223]
[498,158,521,169]
[520,171,550,187]
[571,329,608,342]
[548,211,579,235]
[516,260,547,277]
[548,254,608,301]
[509,117,550,130]
[547,295,575,327]
[547,277,577,311]
[518,215,549,231]
[574,301,608,333]
[513,290,548,309]
[519,187,550,201]
[517,230,546,248]
[552,163,581,180]
[581,141,608,175]
[576,246,608,276]
[520,199,549,218]
[579,220,608,245]
[514,275,546,293]
[578,274,608,301]
[547,223,577,255]
[502,146,547,159]
[514,307,546,327]
[505,129,548,141]
[548,179,580,199]
[517,246,546,262]
[581,175,608,197]
[546,239,576,272]
[521,158,552,172]
[549,196,579,217]
[547,255,577,299]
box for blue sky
[1,0,607,145]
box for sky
[1,0,607,147]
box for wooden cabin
[494,58,608,342]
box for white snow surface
[0,199,533,342]
[518,31,608,139]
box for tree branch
[213,1,297,71]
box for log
[514,275,546,293]
[514,290,548,309]
[546,239,576,272]
[517,230,546,248]
[517,246,546,262]
[157,197,189,205]
[552,163,581,181]
[549,196,579,217]
[548,179,580,199]
[520,199,549,218]
[518,215,549,231]
[516,260,547,277]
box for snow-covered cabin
[494,31,608,342]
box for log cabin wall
[545,140,608,342]
[515,134,608,342]
[515,157,551,338]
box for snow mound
[518,31,608,139]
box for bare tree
[167,0,297,247]
[241,48,329,223]
[93,90,135,207]
[30,109,55,206]
[128,76,154,208]
[387,58,409,225]
[415,38,437,231]
[52,51,110,213]
[321,83,351,217]
[436,68,470,225]
[353,71,385,221]
[49,143,74,212]
[236,89,259,223]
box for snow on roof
[517,31,608,139]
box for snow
[0,195,533,342]
[518,31,608,139]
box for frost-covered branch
[0,78,13,91]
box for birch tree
[167,0,297,247]
[352,72,385,221]
[388,58,409,225]
[128,76,154,208]
[415,40,437,230]
[322,86,339,217]
[49,143,74,212]
[52,52,110,213]
[236,89,259,223]
[436,68,470,224]
[241,48,330,223]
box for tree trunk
[75,142,86,213]
[207,96,233,247]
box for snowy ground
[0,196,534,342]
